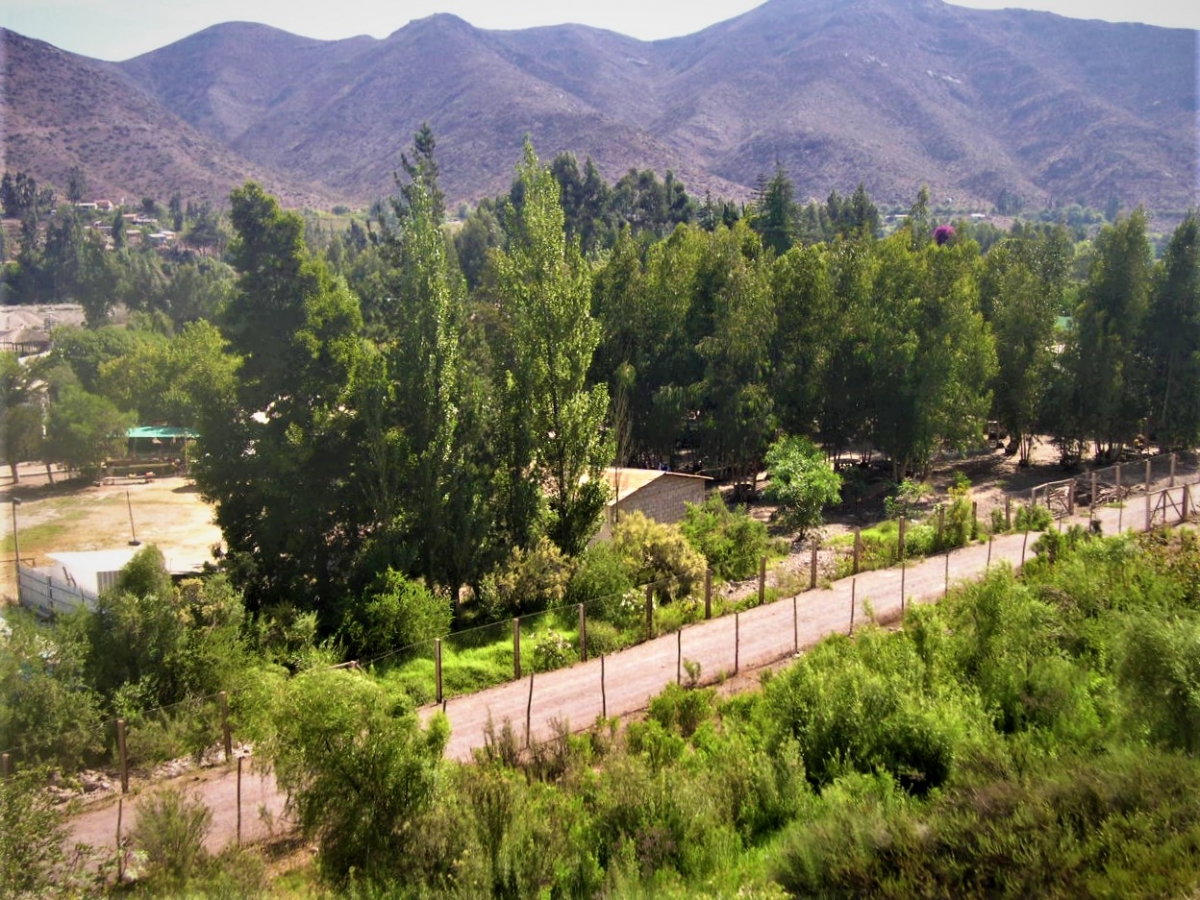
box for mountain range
[2,0,1196,213]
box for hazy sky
[2,0,1196,62]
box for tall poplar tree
[491,140,612,556]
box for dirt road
[66,480,1195,857]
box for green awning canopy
[126,426,199,439]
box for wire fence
[6,458,1200,816]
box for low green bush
[680,494,772,581]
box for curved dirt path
[67,483,1195,855]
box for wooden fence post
[236,755,243,846]
[758,556,766,605]
[1067,479,1075,516]
[704,569,712,620]
[853,528,862,575]
[1146,490,1152,531]
[1005,496,1012,530]
[600,654,607,718]
[116,719,129,794]
[793,593,799,653]
[937,507,945,548]
[1170,453,1177,488]
[810,541,818,589]
[944,546,951,597]
[1091,472,1098,514]
[850,579,857,635]
[116,797,125,882]
[900,563,906,614]
[219,691,232,761]
[1145,458,1152,494]
[1116,463,1122,503]
[899,516,906,561]
[677,629,682,685]
[525,673,534,749]
[1183,484,1191,521]
[435,639,443,704]
[645,584,654,637]
[1021,528,1029,567]
[987,533,993,569]
[513,618,521,681]
[578,604,587,663]
[734,613,740,675]
[972,501,978,537]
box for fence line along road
[421,475,1198,761]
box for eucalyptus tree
[1144,213,1200,449]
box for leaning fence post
[758,556,766,605]
[850,579,857,635]
[219,691,232,761]
[1021,527,1029,567]
[116,797,125,881]
[525,673,535,749]
[116,719,129,794]
[987,533,993,569]
[809,540,818,589]
[513,618,521,681]
[435,639,443,705]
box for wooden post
[987,533,993,569]
[792,593,799,652]
[525,673,534,749]
[1116,463,1122,503]
[972,501,978,537]
[578,604,587,663]
[513,618,521,681]
[1146,490,1152,531]
[1183,484,1191,521]
[758,556,766,606]
[236,755,243,846]
[734,613,740,675]
[1005,496,1012,531]
[850,579,856,635]
[1067,479,1075,516]
[937,507,945,548]
[116,719,129,794]
[676,629,682,685]
[116,797,124,882]
[899,516,906,561]
[900,563,906,614]
[853,528,862,575]
[944,546,950,597]
[645,583,654,637]
[704,569,712,620]
[600,654,607,719]
[219,691,232,761]
[1170,453,1177,488]
[1091,472,1098,513]
[435,639,443,704]
[1145,458,1152,494]
[1021,528,1029,567]
[809,540,818,589]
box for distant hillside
[3,0,1196,212]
